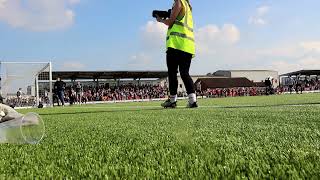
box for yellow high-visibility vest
[166,0,195,56]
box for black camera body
[152,9,172,19]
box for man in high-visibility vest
[156,0,198,108]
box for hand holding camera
[152,9,172,20]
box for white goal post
[0,61,53,108]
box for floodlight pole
[49,62,53,107]
[0,61,2,93]
[35,75,39,107]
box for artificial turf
[0,94,319,179]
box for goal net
[0,62,53,108]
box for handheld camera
[152,9,172,19]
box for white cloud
[127,52,166,71]
[129,53,152,67]
[140,21,240,55]
[249,18,266,26]
[62,62,85,70]
[68,0,80,5]
[255,41,320,73]
[257,45,300,58]
[300,41,320,53]
[257,41,320,57]
[133,21,241,72]
[141,21,167,50]
[257,6,270,16]
[249,5,270,26]
[0,0,6,8]
[193,40,320,74]
[134,20,320,75]
[0,0,80,31]
[270,57,320,74]
[221,24,241,44]
[195,24,240,55]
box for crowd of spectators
[50,77,320,106]
[58,84,168,105]
[5,96,37,107]
[61,85,274,105]
[281,77,320,94]
[197,87,267,98]
[3,76,320,107]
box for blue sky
[0,0,320,74]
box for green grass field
[0,94,320,179]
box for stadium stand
[60,84,168,105]
[280,70,320,93]
[194,77,267,98]
[40,71,168,81]
[4,69,320,107]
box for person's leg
[54,94,59,106]
[58,91,65,106]
[77,93,80,104]
[57,93,62,106]
[179,59,194,94]
[62,92,65,106]
[17,97,21,107]
[166,49,179,102]
[178,51,197,105]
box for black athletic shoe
[161,99,177,108]
[187,102,198,108]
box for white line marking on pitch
[66,104,320,109]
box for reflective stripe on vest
[167,32,194,42]
[174,21,193,32]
